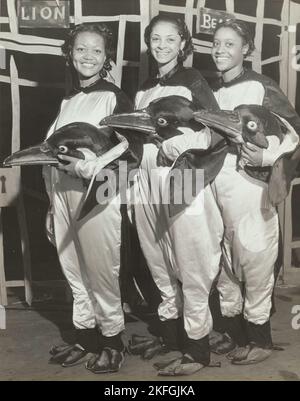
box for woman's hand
[240,143,263,167]
[57,154,80,177]
[156,146,173,167]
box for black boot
[246,320,273,349]
[86,333,125,374]
[183,335,210,366]
[49,328,100,367]
[156,335,210,376]
[160,317,186,351]
[128,318,185,360]
[231,321,273,365]
[223,314,249,347]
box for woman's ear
[242,44,249,57]
[180,39,186,51]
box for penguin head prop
[193,104,285,148]
[3,122,145,220]
[3,123,118,167]
[101,95,205,143]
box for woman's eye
[226,42,234,47]
[76,47,84,52]
[247,121,258,131]
[95,49,102,54]
[157,118,168,127]
[58,145,68,154]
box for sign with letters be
[18,1,70,28]
[197,8,235,35]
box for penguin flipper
[168,141,228,217]
[268,147,300,206]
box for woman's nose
[157,39,166,48]
[214,44,224,54]
[82,49,94,59]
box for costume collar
[66,78,107,98]
[213,68,248,90]
[142,64,184,90]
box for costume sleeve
[261,79,300,165]
[161,127,211,161]
[263,77,300,134]
[262,116,299,166]
[73,91,132,179]
[74,140,129,180]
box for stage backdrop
[0,0,299,290]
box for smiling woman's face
[72,31,106,86]
[149,21,185,68]
[211,27,248,74]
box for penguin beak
[101,110,157,135]
[193,110,245,144]
[3,143,58,167]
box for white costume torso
[133,67,224,341]
[213,72,299,325]
[44,81,131,335]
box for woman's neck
[157,58,179,78]
[79,74,100,88]
[222,64,244,83]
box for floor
[0,269,300,381]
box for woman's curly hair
[62,23,114,79]
[214,19,255,58]
[144,15,193,63]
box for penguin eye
[247,121,258,131]
[58,145,68,154]
[157,117,168,127]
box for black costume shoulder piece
[140,65,219,111]
[66,78,133,113]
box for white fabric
[212,167,278,325]
[134,84,192,109]
[46,91,117,138]
[134,86,223,340]
[212,78,296,324]
[43,90,124,335]
[74,139,128,180]
[162,126,211,160]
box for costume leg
[213,166,278,364]
[134,145,183,323]
[51,170,96,330]
[76,194,125,338]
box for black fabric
[140,64,220,112]
[119,204,161,313]
[246,320,273,349]
[76,328,100,353]
[209,285,226,334]
[66,77,131,106]
[183,335,210,366]
[101,333,124,352]
[223,315,249,347]
[160,318,186,351]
